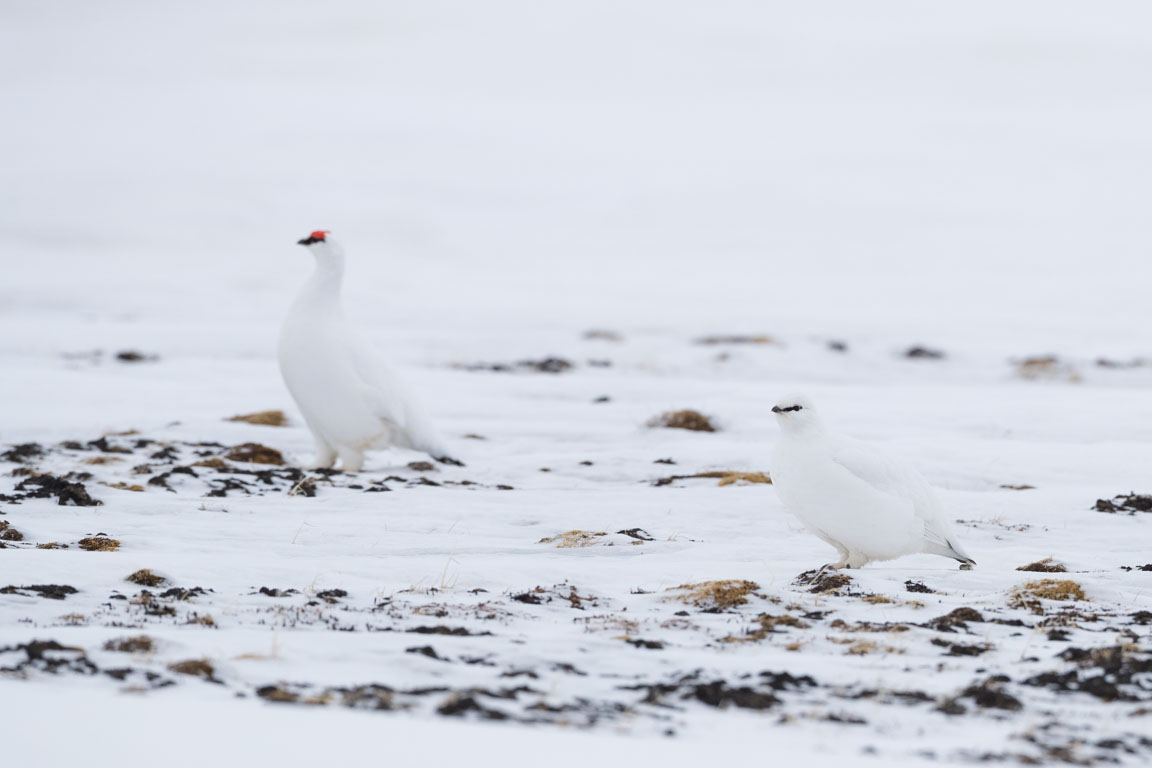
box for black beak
[771,405,782,413]
[298,237,316,245]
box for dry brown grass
[193,457,230,469]
[803,571,854,594]
[0,521,23,542]
[225,443,284,465]
[538,530,607,548]
[126,569,166,587]
[647,410,717,432]
[1016,557,1067,573]
[654,470,771,487]
[168,659,215,678]
[100,481,144,492]
[667,580,761,611]
[104,635,155,653]
[227,410,289,427]
[695,334,777,345]
[36,542,67,549]
[1009,579,1087,614]
[78,536,120,552]
[862,595,895,605]
[85,456,122,465]
[722,612,810,643]
[1013,356,1081,383]
[845,640,879,655]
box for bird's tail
[941,539,976,566]
[403,422,464,467]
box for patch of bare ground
[942,676,1022,713]
[924,607,984,633]
[1095,492,1152,514]
[0,584,78,600]
[1,443,44,463]
[904,346,945,359]
[13,473,101,506]
[455,358,573,374]
[1024,644,1152,702]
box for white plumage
[770,394,974,571]
[277,231,460,471]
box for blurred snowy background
[3,1,1150,356]
[3,4,1152,765]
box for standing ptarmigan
[770,394,974,572]
[277,230,462,471]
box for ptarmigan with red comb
[278,230,462,471]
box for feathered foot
[308,441,337,470]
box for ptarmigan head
[296,230,343,262]
[771,393,822,433]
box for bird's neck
[781,420,827,442]
[296,257,345,310]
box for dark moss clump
[1,443,43,463]
[0,584,78,600]
[14,474,101,506]
[924,607,984,632]
[1094,493,1152,514]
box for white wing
[828,436,958,552]
[346,333,453,460]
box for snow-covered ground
[2,2,1151,766]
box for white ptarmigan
[277,230,462,471]
[770,394,975,572]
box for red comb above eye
[310,230,330,240]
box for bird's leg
[338,448,365,473]
[811,548,852,580]
[307,439,337,470]
[812,562,835,580]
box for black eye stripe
[778,405,802,412]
